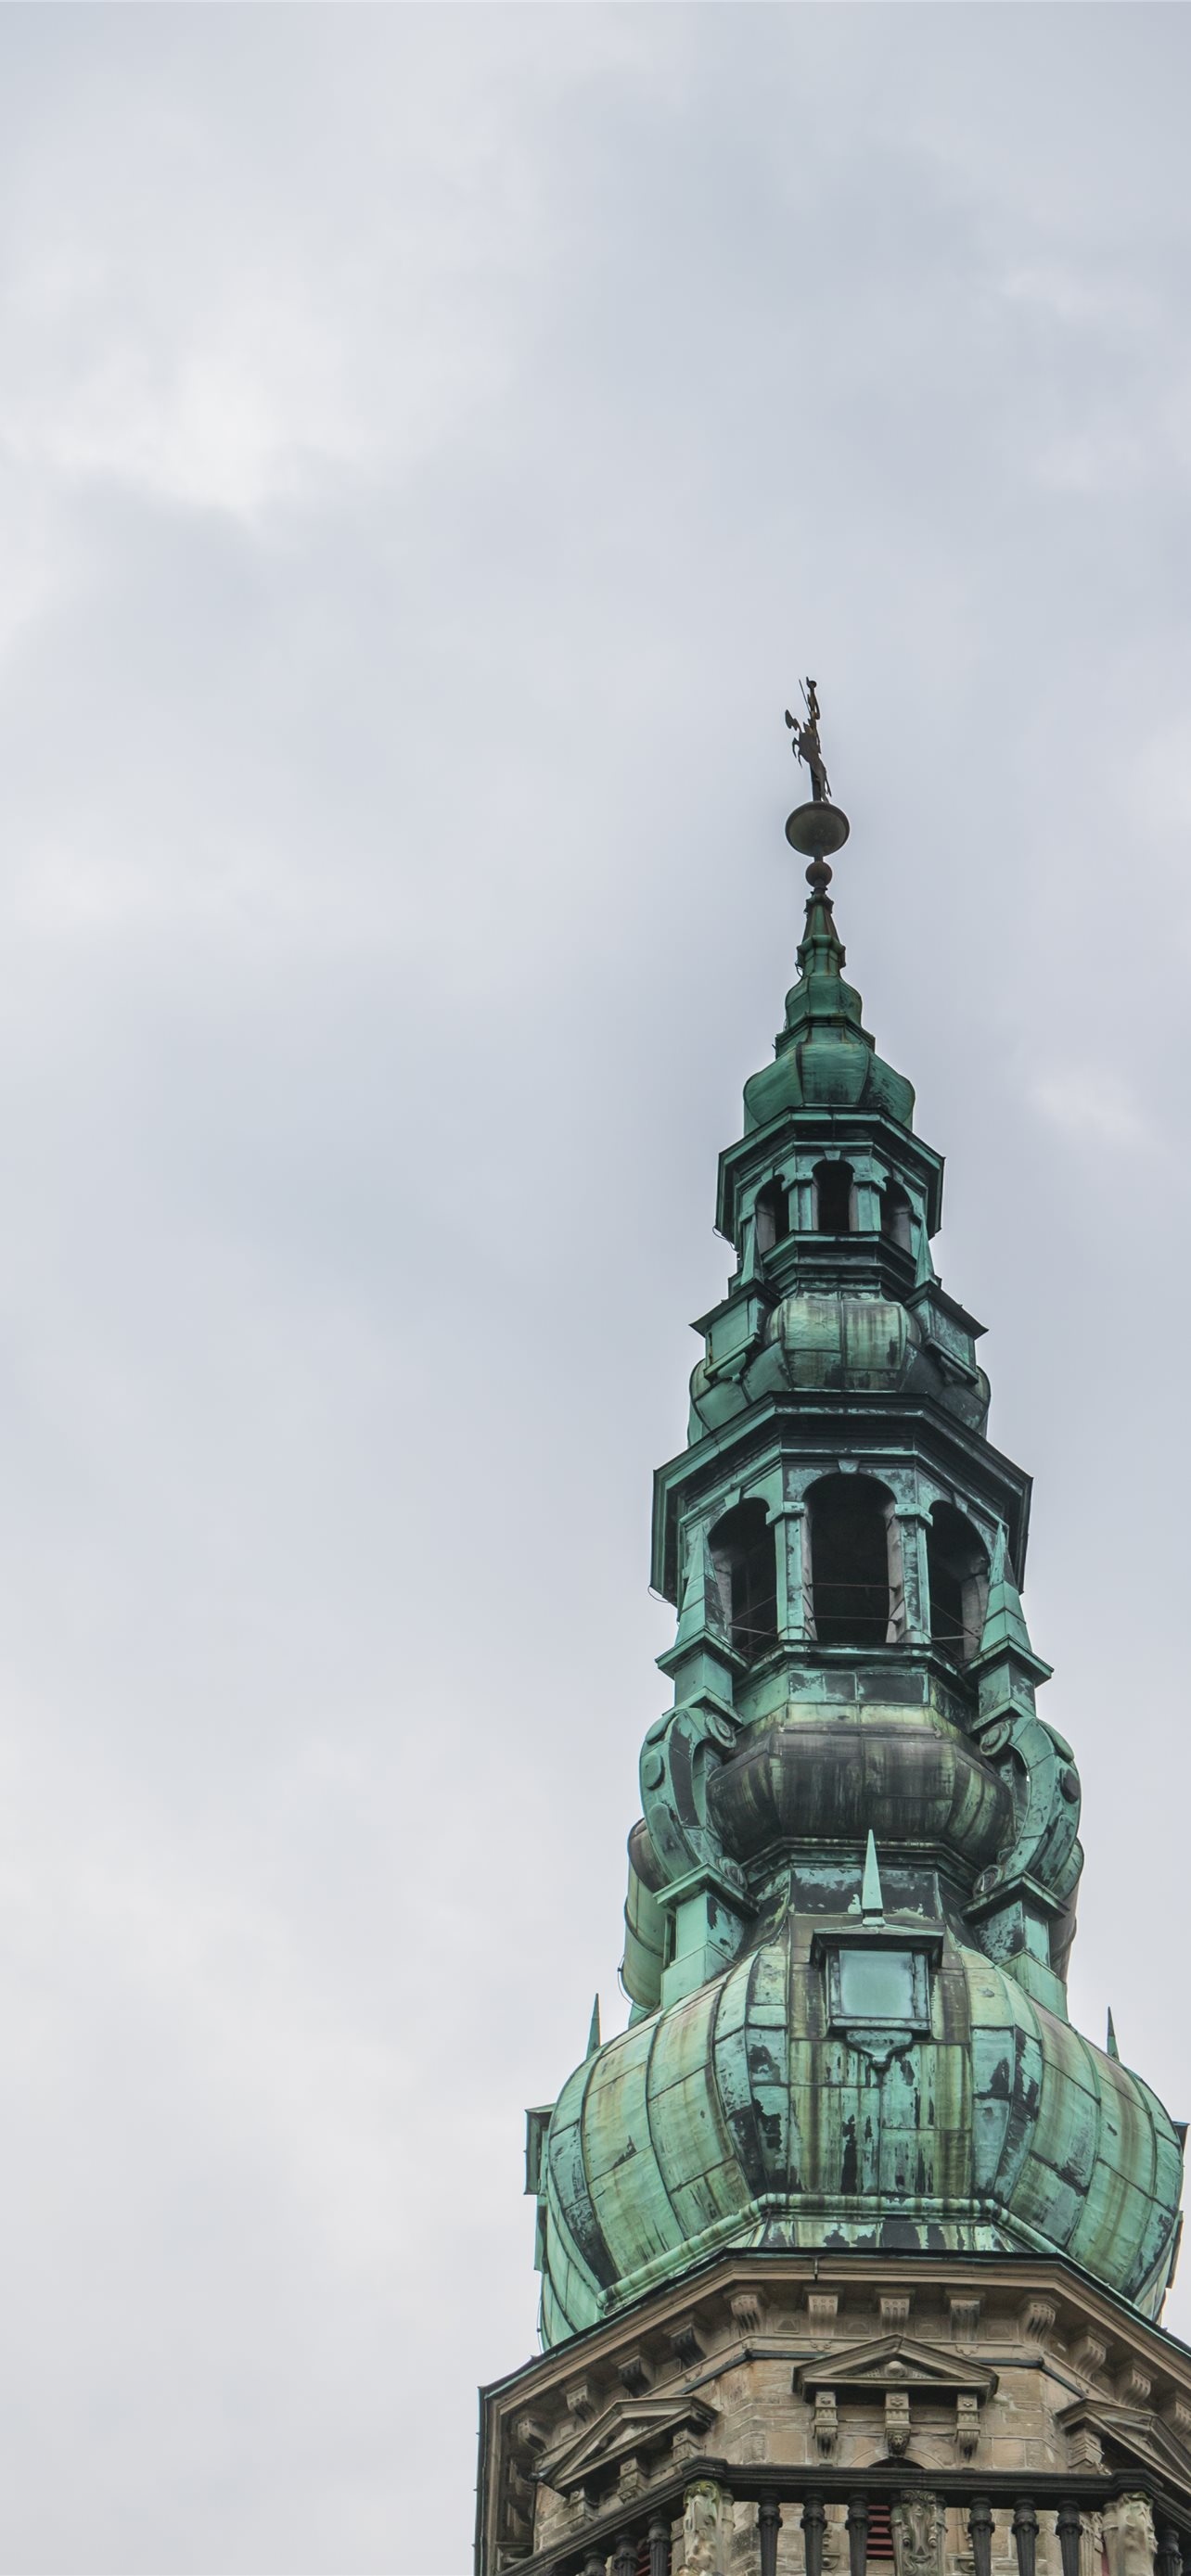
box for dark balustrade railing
[534,2468,1191,2576]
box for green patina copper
[529,792,1184,2347]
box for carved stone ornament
[813,2390,839,2460]
[1019,2297,1059,2347]
[1105,2497,1157,2576]
[1159,2391,1191,2448]
[954,2391,980,2459]
[795,2333,998,2405]
[677,2479,724,2576]
[891,2493,945,2576]
[1058,2394,1191,2488]
[885,2388,912,2456]
[729,2289,764,2339]
[1080,2513,1106,2576]
[536,2394,717,2500]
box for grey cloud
[0,7,1186,2571]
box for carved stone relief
[675,2479,725,2576]
[1104,2498,1157,2576]
[891,2493,945,2576]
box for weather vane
[785,679,830,804]
[783,675,850,879]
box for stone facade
[479,2254,1191,2573]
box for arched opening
[880,1181,913,1251]
[808,1474,896,1646]
[709,1498,778,1664]
[754,1179,789,1252]
[813,1159,854,1234]
[926,1503,989,1664]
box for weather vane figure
[783,676,850,868]
[785,679,830,804]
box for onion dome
[539,1917,1182,2345]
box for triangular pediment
[1059,2399,1191,2498]
[538,2393,717,2495]
[796,2334,998,2400]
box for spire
[585,1994,601,2060]
[912,1227,938,1292]
[1107,2009,1121,2062]
[976,1525,1049,1672]
[861,1830,885,1922]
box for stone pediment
[1059,2398,1191,2496]
[795,2334,998,2400]
[536,2393,717,2497]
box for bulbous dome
[539,1925,1183,2347]
[763,1291,917,1392]
[709,1697,1012,1875]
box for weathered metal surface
[530,809,1184,2355]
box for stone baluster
[1057,2504,1083,2576]
[647,2514,671,2576]
[802,2493,826,2576]
[759,2499,782,2576]
[1156,2531,1184,2576]
[967,2496,994,2576]
[611,2537,635,2576]
[1013,2499,1039,2576]
[847,2495,869,2576]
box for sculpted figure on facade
[675,2480,724,2576]
[1105,2499,1157,2576]
[891,2495,945,2576]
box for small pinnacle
[586,1994,602,2060]
[861,1830,885,1922]
[1107,2009,1120,2062]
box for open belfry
[476,697,1190,2576]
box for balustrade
[545,2474,1191,2576]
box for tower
[477,710,1189,2576]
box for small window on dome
[813,1159,854,1233]
[754,1179,789,1252]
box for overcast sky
[3,6,1191,2571]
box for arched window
[710,1498,778,1664]
[808,1474,897,1646]
[926,1504,989,1664]
[813,1159,854,1234]
[754,1179,789,1252]
[880,1181,913,1251]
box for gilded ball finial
[784,678,850,861]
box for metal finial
[784,679,850,872]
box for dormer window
[813,1158,854,1233]
[754,1179,789,1252]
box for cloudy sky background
[1,6,1191,2570]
